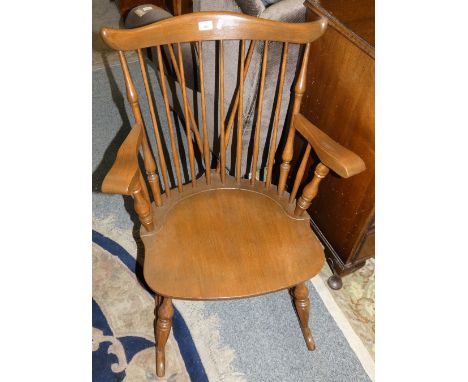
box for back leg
[154,296,173,377]
[291,283,316,350]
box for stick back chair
[100,11,365,377]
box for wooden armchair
[100,12,365,377]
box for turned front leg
[155,297,173,377]
[292,283,315,350]
[278,43,311,195]
[294,162,329,217]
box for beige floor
[92,0,375,360]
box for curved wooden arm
[101,123,143,195]
[293,113,366,178]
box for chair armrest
[101,123,143,195]
[293,113,366,178]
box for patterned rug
[92,214,373,381]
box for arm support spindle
[294,163,329,217]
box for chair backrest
[101,11,327,204]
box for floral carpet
[319,257,375,358]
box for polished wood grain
[133,179,155,231]
[142,180,325,300]
[302,1,375,280]
[294,163,329,217]
[176,42,197,186]
[293,113,366,178]
[119,51,162,204]
[101,123,142,195]
[250,40,269,184]
[265,42,288,189]
[156,45,184,191]
[308,0,374,56]
[292,283,315,350]
[99,12,367,375]
[137,49,171,197]
[101,11,328,50]
[235,40,245,184]
[166,43,204,155]
[198,41,211,184]
[289,143,311,203]
[219,40,225,182]
[278,43,311,195]
[155,297,173,377]
[222,40,257,153]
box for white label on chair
[198,21,213,31]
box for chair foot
[327,274,343,290]
[292,283,316,351]
[155,296,173,377]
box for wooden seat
[100,11,366,377]
[142,176,325,300]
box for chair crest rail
[100,11,327,50]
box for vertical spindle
[156,45,183,192]
[166,44,204,156]
[250,40,269,185]
[119,51,162,204]
[177,42,197,186]
[289,143,311,203]
[219,40,226,183]
[223,40,257,151]
[278,43,311,195]
[265,42,289,188]
[137,49,171,198]
[236,40,245,184]
[198,41,211,184]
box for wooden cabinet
[299,0,375,286]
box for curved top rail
[101,11,327,51]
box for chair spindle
[119,51,162,203]
[265,42,289,188]
[289,143,311,203]
[177,42,197,186]
[166,44,204,156]
[139,171,152,206]
[156,45,183,192]
[219,40,226,183]
[236,40,246,184]
[223,40,257,150]
[278,43,311,195]
[137,49,171,198]
[294,162,329,217]
[132,176,154,232]
[250,40,269,185]
[198,41,211,184]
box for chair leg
[292,283,316,351]
[154,296,173,377]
